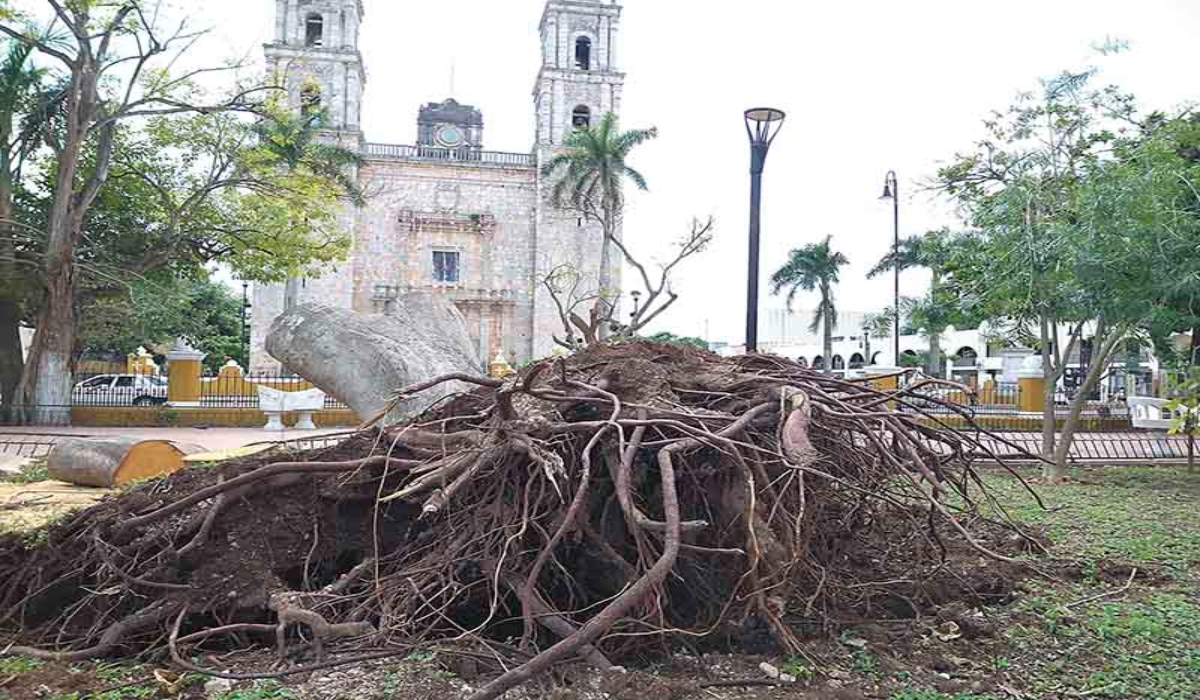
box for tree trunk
[1188,432,1195,475]
[823,303,834,377]
[0,160,22,422]
[1049,325,1124,483]
[927,331,942,379]
[0,297,21,422]
[1039,315,1057,459]
[1191,327,1200,366]
[597,214,617,341]
[18,60,103,425]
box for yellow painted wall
[200,374,317,398]
[72,406,359,428]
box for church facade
[250,0,627,371]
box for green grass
[890,691,1001,700]
[977,466,1200,700]
[982,466,1200,574]
[215,680,297,700]
[0,656,42,675]
[3,457,49,484]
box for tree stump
[46,437,206,488]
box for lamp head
[745,107,786,150]
[879,183,894,201]
[744,107,786,124]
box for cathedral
[250,0,627,371]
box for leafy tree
[1163,368,1200,474]
[77,276,246,373]
[645,331,709,351]
[937,69,1200,481]
[542,112,657,320]
[770,236,849,375]
[0,2,265,418]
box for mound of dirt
[0,342,1039,700]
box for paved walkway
[0,426,351,459]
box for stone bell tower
[265,0,365,138]
[533,0,624,146]
[531,0,627,358]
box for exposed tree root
[0,341,1039,698]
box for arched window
[832,355,846,370]
[871,351,883,365]
[812,356,825,370]
[849,353,865,369]
[305,13,324,47]
[300,85,322,118]
[796,357,809,368]
[575,36,592,71]
[954,347,979,368]
[572,105,591,129]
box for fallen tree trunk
[46,437,205,488]
[265,297,481,423]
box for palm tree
[770,236,849,375]
[868,230,955,377]
[253,109,364,206]
[253,108,366,310]
[541,112,657,313]
[861,311,893,366]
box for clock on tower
[417,99,484,150]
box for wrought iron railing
[363,142,534,167]
[199,372,350,410]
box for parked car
[73,374,168,406]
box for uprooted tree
[0,341,1041,700]
[543,217,713,351]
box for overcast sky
[158,1,1200,343]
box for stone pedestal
[166,338,206,408]
[865,365,901,393]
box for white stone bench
[1127,396,1183,431]
[257,386,327,431]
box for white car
[73,374,168,406]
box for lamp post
[744,107,786,354]
[879,171,900,365]
[241,281,250,368]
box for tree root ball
[0,341,1039,700]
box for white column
[327,9,341,49]
[558,12,568,68]
[347,5,360,49]
[285,0,299,44]
[275,0,287,42]
[608,24,619,70]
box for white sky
[72,1,1200,343]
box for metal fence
[65,372,350,410]
[71,373,170,407]
[198,372,350,410]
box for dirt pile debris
[0,342,1038,700]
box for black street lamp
[241,281,251,367]
[744,107,786,354]
[879,170,900,365]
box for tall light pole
[744,108,786,354]
[880,171,900,365]
[241,281,250,368]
